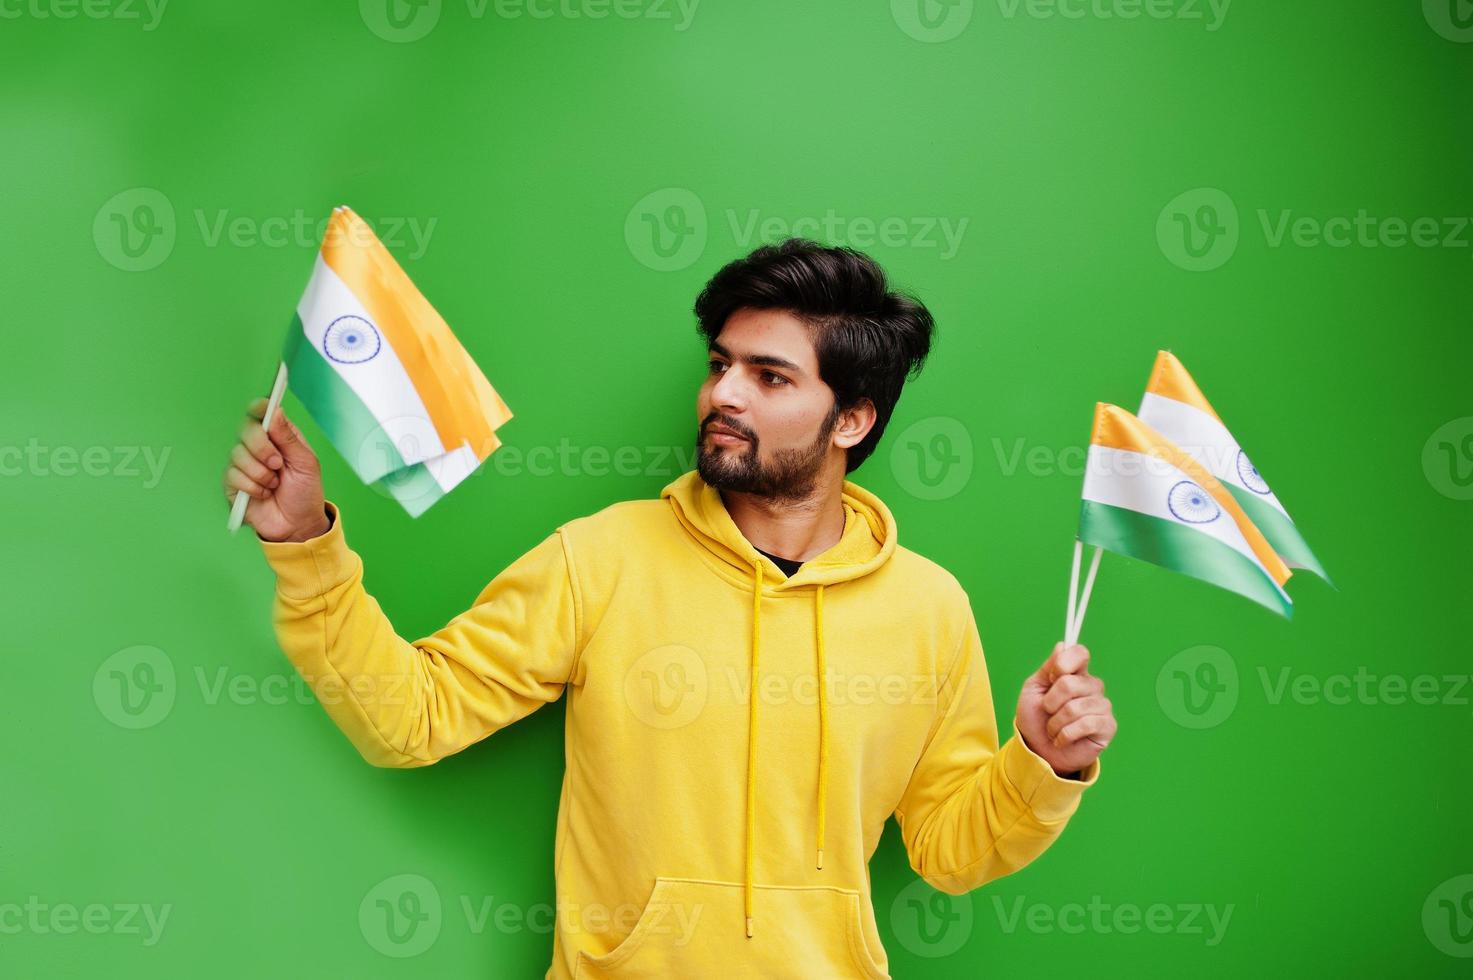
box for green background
[3,1,1470,976]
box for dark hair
[692,238,935,474]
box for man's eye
[708,359,726,374]
[763,372,789,386]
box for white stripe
[1083,445,1288,601]
[1137,392,1287,516]
[297,256,447,466]
[422,443,480,493]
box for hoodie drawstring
[744,561,763,939]
[814,582,828,873]
[744,560,829,939]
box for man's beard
[695,405,841,503]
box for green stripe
[1079,500,1293,619]
[372,462,446,518]
[1227,486,1333,587]
[283,315,407,485]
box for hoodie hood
[660,468,898,589]
[659,468,898,938]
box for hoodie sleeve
[892,604,1100,895]
[256,499,581,768]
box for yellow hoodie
[258,468,1100,978]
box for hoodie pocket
[573,877,889,980]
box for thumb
[1037,641,1090,685]
[1024,642,1066,690]
[267,408,316,466]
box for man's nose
[709,364,750,411]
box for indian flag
[1137,350,1330,584]
[282,206,512,517]
[1080,402,1294,619]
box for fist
[1015,642,1116,777]
[221,397,330,543]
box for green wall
[3,1,1470,976]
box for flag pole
[1068,546,1103,645]
[1065,539,1082,645]
[227,360,289,534]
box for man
[222,238,1116,978]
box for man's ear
[833,398,877,450]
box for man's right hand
[222,397,331,543]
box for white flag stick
[226,360,289,534]
[1064,538,1082,645]
[1069,546,1103,646]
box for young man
[222,239,1115,979]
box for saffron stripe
[1146,349,1220,422]
[319,207,511,458]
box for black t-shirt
[755,546,803,577]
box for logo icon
[1423,874,1473,957]
[1157,188,1238,272]
[360,0,442,42]
[891,0,974,43]
[1422,417,1473,501]
[1156,645,1237,729]
[889,416,973,501]
[360,873,442,957]
[94,188,176,272]
[355,414,453,508]
[1424,0,1473,42]
[93,645,176,729]
[624,645,708,729]
[624,188,707,272]
[889,878,972,957]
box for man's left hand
[1015,642,1116,777]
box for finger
[230,443,279,487]
[1055,713,1116,748]
[266,408,317,465]
[1028,642,1065,686]
[1045,695,1111,741]
[1041,673,1101,714]
[239,417,284,470]
[1047,643,1090,682]
[246,397,269,422]
[224,465,272,500]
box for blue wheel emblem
[1168,480,1221,524]
[323,315,382,364]
[1236,449,1271,495]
